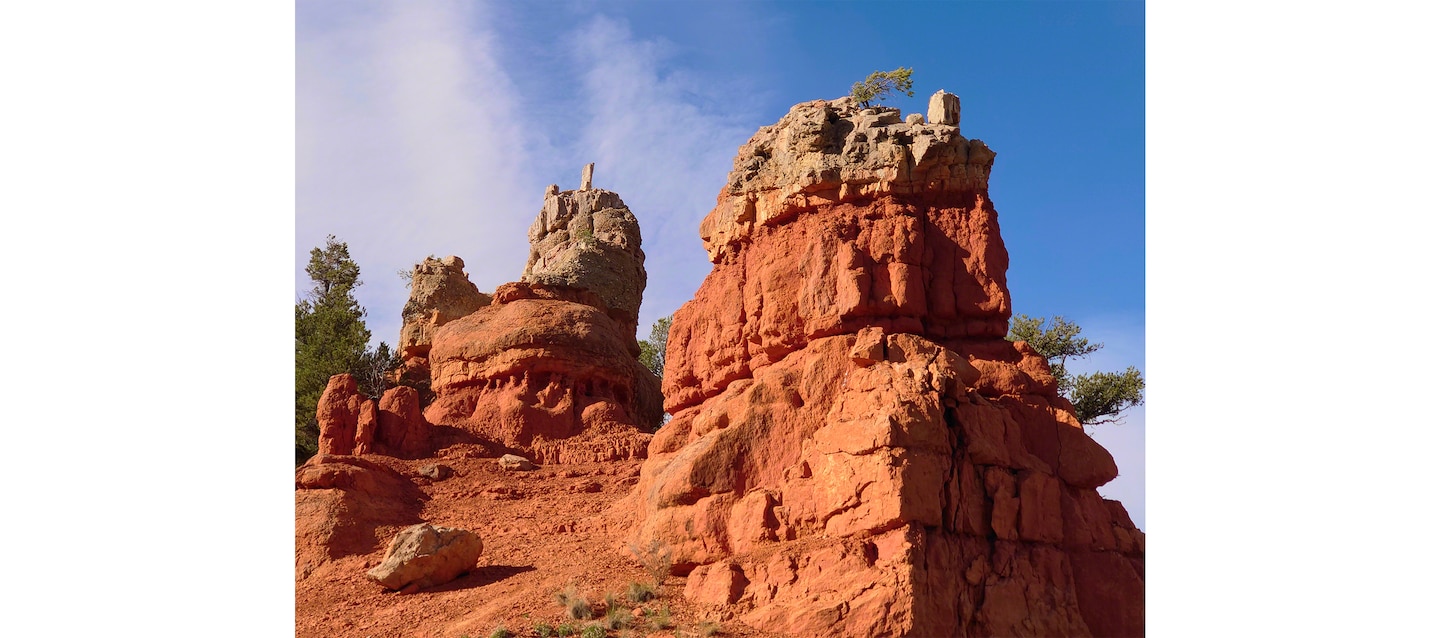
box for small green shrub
[698,619,722,637]
[627,539,674,589]
[555,584,593,620]
[601,594,630,630]
[488,625,512,638]
[555,623,576,637]
[647,604,673,631]
[626,581,656,603]
[534,623,555,638]
[580,624,606,638]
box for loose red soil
[296,449,782,638]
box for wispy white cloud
[298,5,760,347]
[566,16,760,330]
[298,0,539,348]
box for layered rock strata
[398,256,491,379]
[424,185,662,464]
[626,96,1144,637]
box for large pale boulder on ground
[367,523,484,592]
[621,95,1144,637]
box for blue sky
[297,0,1146,526]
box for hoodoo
[624,95,1145,637]
[423,177,663,464]
[397,255,491,382]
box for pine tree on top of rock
[850,67,915,108]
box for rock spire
[623,94,1145,637]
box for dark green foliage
[295,235,399,464]
[1007,315,1100,395]
[1007,314,1145,428]
[354,341,402,400]
[850,67,915,108]
[637,315,672,379]
[1069,367,1145,427]
[601,595,629,630]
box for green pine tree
[295,235,397,464]
[637,315,672,379]
[1007,314,1145,429]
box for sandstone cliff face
[423,185,662,464]
[522,187,647,337]
[399,256,491,378]
[626,96,1144,637]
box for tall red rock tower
[625,94,1145,636]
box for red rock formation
[295,454,426,579]
[316,373,364,456]
[318,373,432,459]
[399,255,491,380]
[422,184,662,465]
[424,281,660,463]
[377,386,430,459]
[625,95,1144,637]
